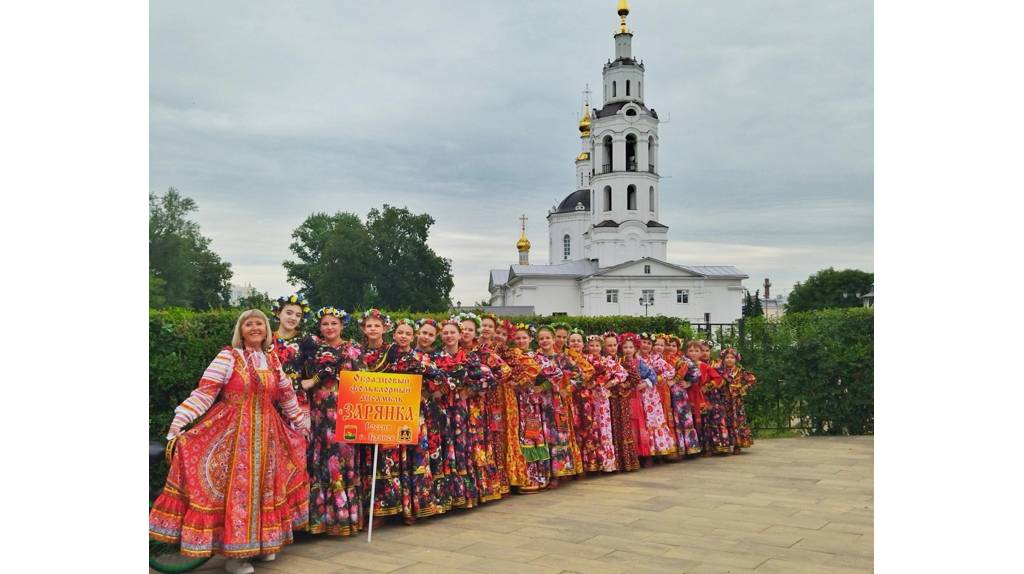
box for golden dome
[617,0,631,34]
[516,231,531,252]
[576,151,590,161]
[578,102,592,137]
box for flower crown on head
[665,334,683,346]
[416,318,440,331]
[720,347,742,362]
[618,331,642,348]
[569,327,585,338]
[499,318,516,333]
[316,306,350,325]
[513,322,537,337]
[479,312,500,326]
[550,321,572,332]
[601,330,618,340]
[359,308,393,332]
[453,312,482,330]
[586,334,604,343]
[394,318,417,330]
[272,294,311,317]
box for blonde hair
[231,309,274,352]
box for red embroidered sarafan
[149,347,310,558]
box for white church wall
[547,211,590,264]
[508,278,581,316]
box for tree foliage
[742,289,764,318]
[149,188,233,309]
[283,205,454,312]
[785,267,874,313]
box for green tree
[785,267,874,313]
[283,206,454,312]
[149,188,233,309]
[283,212,376,308]
[235,284,272,311]
[366,205,454,312]
[742,289,764,318]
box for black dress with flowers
[306,340,365,536]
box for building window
[604,186,612,211]
[626,134,637,171]
[602,136,613,173]
[649,186,655,212]
[606,289,619,303]
[644,264,651,274]
[639,81,642,99]
[677,289,689,304]
[641,289,655,305]
[626,80,631,96]
[563,234,571,260]
[627,185,637,210]
[612,81,617,97]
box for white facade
[488,3,747,322]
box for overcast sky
[151,0,873,306]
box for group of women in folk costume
[149,297,757,573]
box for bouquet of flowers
[314,345,341,382]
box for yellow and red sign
[335,371,422,445]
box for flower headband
[416,318,441,332]
[569,327,586,338]
[479,312,500,327]
[601,330,618,340]
[499,319,516,333]
[550,321,572,332]
[453,312,482,330]
[394,318,417,330]
[586,334,603,343]
[358,308,393,332]
[272,294,311,317]
[720,347,742,362]
[618,331,642,348]
[513,322,537,337]
[316,306,350,325]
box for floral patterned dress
[272,331,318,421]
[720,365,757,449]
[433,348,492,508]
[586,353,627,472]
[306,340,366,535]
[624,357,676,457]
[666,353,702,456]
[537,352,584,477]
[607,354,640,472]
[500,347,540,489]
[700,362,734,454]
[567,349,599,472]
[643,351,679,451]
[149,348,310,558]
[513,350,556,491]
[478,345,513,495]
[463,347,501,502]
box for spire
[616,0,630,34]
[577,85,592,161]
[516,214,531,265]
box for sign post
[335,370,423,543]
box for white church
[488,1,747,322]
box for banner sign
[335,371,422,445]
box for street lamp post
[638,296,652,317]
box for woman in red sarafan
[149,309,310,573]
[602,332,640,472]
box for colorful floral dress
[459,347,501,503]
[607,354,640,472]
[433,348,492,508]
[479,345,513,495]
[149,347,310,558]
[500,347,540,488]
[700,362,734,454]
[643,351,679,451]
[567,349,599,472]
[272,331,316,420]
[513,350,555,491]
[586,353,627,472]
[537,352,584,477]
[306,340,366,535]
[401,348,447,518]
[624,357,676,457]
[666,353,702,456]
[720,364,757,449]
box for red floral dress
[149,347,310,558]
[586,353,627,472]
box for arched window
[639,81,642,99]
[563,234,571,260]
[648,135,656,173]
[612,81,617,97]
[604,186,612,211]
[649,186,655,212]
[626,108,637,117]
[626,134,637,172]
[602,135,613,173]
[626,80,631,96]
[627,185,637,210]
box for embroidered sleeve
[276,362,309,431]
[168,348,234,438]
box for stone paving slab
[151,436,873,574]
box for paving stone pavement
[153,436,874,574]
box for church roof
[551,189,591,215]
[509,260,601,279]
[646,220,668,228]
[594,219,620,228]
[682,265,748,278]
[594,100,658,119]
[489,269,510,289]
